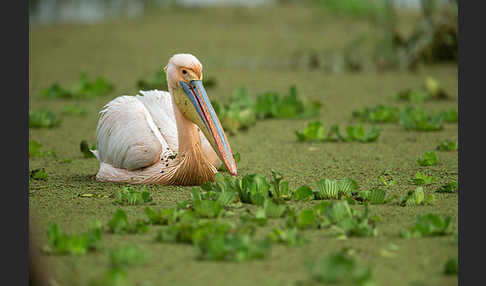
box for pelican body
[92,54,237,186]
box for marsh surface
[29,4,457,286]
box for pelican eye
[182,69,187,75]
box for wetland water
[29,3,457,286]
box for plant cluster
[396,77,451,103]
[29,110,62,128]
[30,168,48,180]
[29,140,56,158]
[213,85,321,134]
[352,105,457,131]
[45,221,103,255]
[413,172,437,185]
[436,139,458,151]
[398,187,435,207]
[400,213,453,238]
[40,73,114,100]
[115,186,153,206]
[436,181,458,193]
[417,151,438,166]
[295,121,381,143]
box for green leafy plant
[400,213,453,238]
[397,77,451,103]
[379,175,396,187]
[194,231,271,262]
[263,199,287,218]
[314,178,358,200]
[295,121,326,142]
[344,124,381,142]
[286,200,378,238]
[352,104,400,123]
[213,85,320,134]
[296,122,380,143]
[399,107,444,131]
[115,186,153,205]
[436,181,458,193]
[145,207,180,225]
[438,109,458,123]
[40,83,74,99]
[308,248,375,286]
[155,218,271,262]
[29,110,61,128]
[29,140,55,158]
[293,186,315,201]
[315,0,384,18]
[74,73,114,99]
[213,87,257,135]
[40,73,114,100]
[417,151,438,166]
[413,171,438,185]
[358,189,394,204]
[436,139,458,151]
[267,227,307,246]
[108,209,149,234]
[329,202,379,238]
[268,169,293,203]
[30,168,48,180]
[444,257,458,275]
[88,267,131,286]
[109,244,150,268]
[80,140,97,158]
[45,220,102,255]
[398,187,435,206]
[62,104,88,116]
[255,85,321,119]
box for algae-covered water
[29,4,458,286]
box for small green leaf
[293,186,314,200]
[263,199,287,218]
[444,257,458,275]
[417,151,438,166]
[30,168,48,180]
[295,121,326,141]
[413,171,438,185]
[436,139,458,151]
[29,110,62,128]
[436,181,458,193]
[400,213,453,238]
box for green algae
[29,4,458,286]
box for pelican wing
[136,90,179,152]
[96,95,167,170]
[136,89,222,168]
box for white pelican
[92,53,238,186]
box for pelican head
[164,53,237,176]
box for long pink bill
[180,80,238,176]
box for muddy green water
[29,4,457,286]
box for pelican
[92,53,237,186]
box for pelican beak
[180,80,238,176]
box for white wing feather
[96,96,165,170]
[136,89,221,167]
